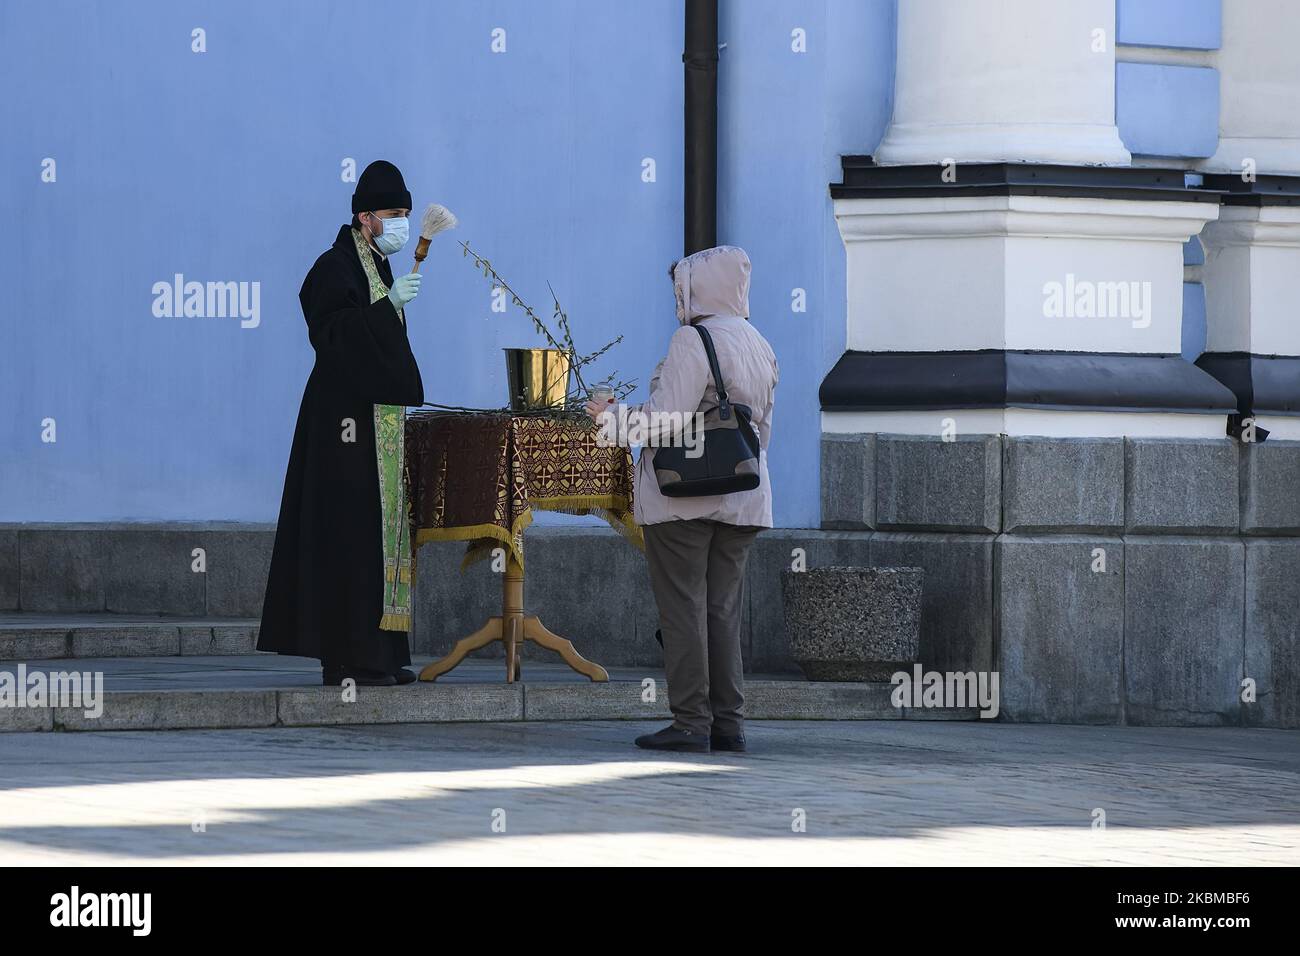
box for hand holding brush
[412,203,458,273]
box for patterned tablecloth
[405,411,643,570]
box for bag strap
[691,323,733,421]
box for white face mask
[369,213,409,254]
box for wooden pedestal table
[404,410,643,684]
[418,552,606,683]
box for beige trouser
[643,519,761,736]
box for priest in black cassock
[258,160,425,687]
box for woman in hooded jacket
[588,245,778,753]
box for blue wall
[0,0,897,527]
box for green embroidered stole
[351,227,412,632]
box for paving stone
[277,683,523,726]
[1125,439,1238,533]
[743,681,899,719]
[821,434,875,529]
[0,704,54,733]
[1124,537,1245,726]
[180,625,259,656]
[524,681,671,721]
[1003,438,1124,533]
[0,629,71,660]
[875,435,1001,533]
[71,626,180,658]
[996,536,1124,724]
[54,690,278,731]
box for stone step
[0,614,260,660]
[0,655,981,732]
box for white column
[875,0,1130,166]
[1200,205,1300,439]
[1200,0,1300,176]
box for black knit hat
[351,160,412,213]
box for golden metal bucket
[504,348,572,410]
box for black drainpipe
[683,0,718,256]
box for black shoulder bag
[653,324,762,498]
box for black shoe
[710,733,746,753]
[392,668,417,685]
[322,667,397,687]
[634,725,711,753]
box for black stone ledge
[1196,352,1300,416]
[820,351,1239,414]
[1194,173,1300,207]
[831,157,1225,204]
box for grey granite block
[71,626,180,658]
[19,529,104,612]
[1124,537,1244,726]
[0,530,18,610]
[412,539,507,659]
[201,528,274,617]
[277,683,523,726]
[1244,539,1300,728]
[0,703,55,732]
[821,434,875,529]
[180,625,259,656]
[781,567,922,680]
[1003,438,1124,533]
[0,628,71,660]
[102,530,206,615]
[54,690,278,731]
[996,535,1124,724]
[1125,439,1238,533]
[1241,440,1300,535]
[875,435,1001,533]
[524,681,672,720]
[869,532,995,674]
[743,681,899,719]
[745,530,872,675]
[523,528,659,669]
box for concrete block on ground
[745,530,872,675]
[1240,441,1300,535]
[1244,539,1300,729]
[821,434,875,529]
[781,567,922,681]
[1003,438,1124,533]
[870,532,995,674]
[277,682,523,726]
[996,535,1124,724]
[201,528,274,617]
[875,435,1001,533]
[1125,439,1238,533]
[54,690,278,731]
[1124,537,1244,726]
